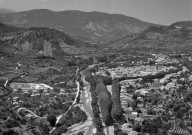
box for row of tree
[87,75,104,134]
[92,75,126,135]
[85,67,125,135]
[97,77,113,127]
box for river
[79,69,96,135]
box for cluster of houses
[118,74,190,134]
[11,83,53,97]
[105,65,177,78]
[10,82,77,109]
[11,82,76,97]
[154,53,179,65]
[106,54,192,134]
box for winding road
[2,60,97,134]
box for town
[1,52,192,135]
[0,4,192,135]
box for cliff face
[0,24,99,57]
[43,40,53,57]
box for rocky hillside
[0,8,15,14]
[0,23,99,58]
[0,23,102,86]
[107,21,192,54]
[0,9,158,43]
[170,21,192,28]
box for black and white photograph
[0,0,192,135]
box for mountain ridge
[0,22,100,58]
[107,21,192,54]
[0,8,15,14]
[0,9,159,43]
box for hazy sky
[0,0,191,25]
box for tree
[179,121,185,129]
[47,114,56,127]
[114,124,120,135]
[132,94,137,100]
[76,72,81,82]
[136,108,142,113]
[131,101,138,109]
[97,78,113,126]
[40,123,50,135]
[133,123,141,132]
[93,117,103,132]
[141,125,146,133]
[102,76,112,85]
[147,109,156,115]
[5,118,19,128]
[111,105,124,121]
[176,111,184,118]
[98,90,113,126]
[95,77,107,94]
[89,79,104,132]
[85,75,96,86]
[111,78,123,121]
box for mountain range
[0,9,191,56]
[0,9,158,43]
[0,8,15,14]
[107,21,192,54]
[0,10,191,84]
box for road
[8,62,96,134]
